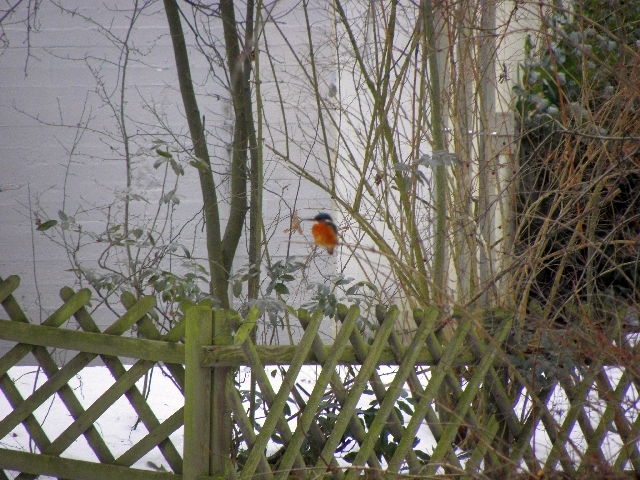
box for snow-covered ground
[0,364,426,478]
[1,365,184,477]
[2,363,637,478]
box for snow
[1,365,184,478]
[3,362,637,478]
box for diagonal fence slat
[463,414,501,477]
[598,368,640,474]
[509,381,557,470]
[227,376,273,479]
[39,359,155,458]
[337,306,423,475]
[114,407,185,468]
[615,401,640,471]
[423,324,503,470]
[0,294,156,437]
[545,368,600,472]
[308,305,398,480]
[0,280,185,478]
[0,285,91,376]
[239,309,324,479]
[423,317,513,476]
[379,308,450,469]
[0,284,117,473]
[342,306,441,480]
[579,366,640,474]
[0,276,20,304]
[0,374,52,453]
[462,321,543,474]
[121,291,186,392]
[62,288,184,474]
[385,312,469,476]
[295,307,383,476]
[273,305,360,480]
[230,308,310,475]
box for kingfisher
[303,212,338,255]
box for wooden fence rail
[0,275,639,479]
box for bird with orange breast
[303,212,338,255]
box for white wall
[0,0,339,358]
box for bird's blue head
[313,212,334,222]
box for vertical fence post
[211,309,234,477]
[184,306,213,479]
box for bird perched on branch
[303,212,338,255]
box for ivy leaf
[189,157,210,172]
[169,158,185,176]
[37,219,58,231]
[397,400,414,416]
[232,281,242,298]
[153,157,168,169]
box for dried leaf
[284,210,303,234]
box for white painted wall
[0,0,339,358]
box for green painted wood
[596,370,640,474]
[342,306,439,480]
[46,288,93,327]
[201,344,473,367]
[508,382,556,471]
[0,276,20,303]
[309,306,398,480]
[381,310,446,462]
[183,307,214,479]
[0,325,165,459]
[231,312,308,474]
[274,305,359,479]
[423,318,512,476]
[226,376,272,478]
[0,289,181,471]
[421,325,501,471]
[211,309,234,477]
[115,407,185,468]
[288,383,343,478]
[0,374,52,451]
[462,324,536,471]
[0,350,99,441]
[615,411,640,471]
[544,371,599,472]
[0,319,185,364]
[232,306,259,345]
[386,311,468,475]
[39,360,155,458]
[464,320,525,439]
[462,415,500,479]
[116,291,186,472]
[296,307,380,476]
[0,287,91,374]
[362,307,433,475]
[239,310,323,479]
[0,348,95,438]
[121,291,186,390]
[579,368,636,474]
[0,448,180,480]
[0,288,117,475]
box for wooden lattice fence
[0,274,639,479]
